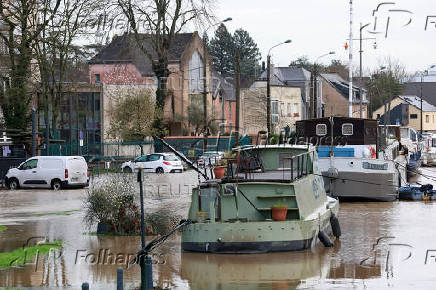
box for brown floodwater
[2,169,436,289]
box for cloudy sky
[214,0,436,74]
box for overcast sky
[213,0,436,74]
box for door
[133,155,148,171]
[144,154,162,172]
[19,159,43,187]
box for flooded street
[2,169,436,289]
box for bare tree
[116,0,214,134]
[106,86,161,141]
[34,0,98,136]
[0,0,61,130]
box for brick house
[88,32,214,136]
[319,73,368,118]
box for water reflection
[2,169,436,289]
[180,250,330,289]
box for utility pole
[421,74,423,135]
[202,34,208,153]
[313,64,318,118]
[201,17,232,152]
[348,0,353,117]
[359,23,363,118]
[266,54,271,143]
[235,52,241,147]
[309,68,314,119]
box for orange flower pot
[271,206,288,221]
[213,166,226,179]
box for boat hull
[319,158,401,202]
[181,199,339,254]
[399,187,436,201]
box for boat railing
[224,151,315,183]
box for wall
[89,63,155,85]
[321,80,368,118]
[372,97,436,132]
[241,86,302,135]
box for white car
[5,156,89,190]
[121,153,183,173]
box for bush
[83,175,140,235]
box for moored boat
[296,118,406,202]
[181,145,340,253]
[399,184,436,200]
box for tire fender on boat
[330,214,341,238]
[318,230,333,247]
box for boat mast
[348,0,353,117]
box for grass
[0,225,6,232]
[0,240,63,269]
[35,210,78,217]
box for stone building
[240,86,302,135]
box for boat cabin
[188,145,325,223]
[296,117,378,146]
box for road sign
[79,130,84,140]
[80,139,84,147]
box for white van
[5,156,89,190]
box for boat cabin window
[316,124,327,136]
[342,123,353,136]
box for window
[426,115,430,123]
[95,74,100,84]
[293,103,299,117]
[410,114,418,119]
[342,123,353,136]
[377,114,381,119]
[189,50,204,93]
[316,124,327,136]
[164,155,179,161]
[280,103,285,117]
[287,103,291,116]
[272,100,279,124]
[147,154,161,162]
[21,159,38,170]
[136,155,147,162]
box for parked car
[121,153,183,173]
[5,156,89,190]
[197,151,225,168]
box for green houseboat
[181,144,340,253]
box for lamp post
[312,51,335,118]
[202,17,232,152]
[359,22,371,119]
[266,39,291,143]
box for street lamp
[202,17,232,152]
[266,39,292,143]
[312,51,335,118]
[358,22,376,119]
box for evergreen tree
[208,25,261,83]
[208,24,234,76]
[233,28,261,81]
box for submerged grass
[0,240,63,269]
[0,225,6,232]
[35,210,78,217]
